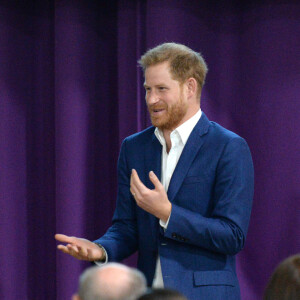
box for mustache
[147,101,167,111]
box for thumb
[149,171,162,190]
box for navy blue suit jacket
[95,113,254,300]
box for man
[56,43,254,300]
[72,263,147,300]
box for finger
[58,244,88,261]
[68,243,78,251]
[86,248,92,260]
[131,169,143,186]
[131,169,148,194]
[131,186,143,203]
[68,245,86,260]
[67,244,79,255]
[130,186,136,197]
[57,244,71,254]
[130,171,144,199]
[77,245,88,258]
[57,245,79,258]
[55,234,73,243]
[149,171,163,190]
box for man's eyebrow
[144,83,167,87]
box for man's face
[144,62,188,131]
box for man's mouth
[151,108,166,117]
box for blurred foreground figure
[137,288,187,300]
[264,254,300,300]
[72,263,147,300]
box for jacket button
[172,233,177,238]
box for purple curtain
[1,1,299,299]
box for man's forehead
[144,63,174,84]
[145,61,170,73]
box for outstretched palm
[55,234,104,261]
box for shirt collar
[154,109,202,146]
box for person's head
[264,254,300,300]
[72,263,147,300]
[139,43,208,98]
[138,43,208,131]
[137,288,187,300]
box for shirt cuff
[159,211,171,229]
[93,243,108,266]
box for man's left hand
[130,169,171,223]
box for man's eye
[159,87,166,91]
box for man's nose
[147,91,159,105]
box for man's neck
[163,130,172,153]
[162,108,200,153]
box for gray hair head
[77,263,147,300]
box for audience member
[72,263,147,300]
[137,288,187,300]
[264,254,300,300]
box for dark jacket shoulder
[124,126,156,145]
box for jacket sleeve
[162,137,254,255]
[94,138,138,261]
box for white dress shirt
[152,109,202,287]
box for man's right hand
[55,234,105,261]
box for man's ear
[72,294,80,300]
[186,78,197,98]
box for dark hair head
[264,254,300,300]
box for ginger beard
[147,88,188,130]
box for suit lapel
[144,130,162,241]
[144,131,162,186]
[167,113,210,202]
